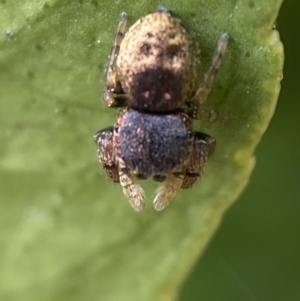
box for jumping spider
[94,7,228,211]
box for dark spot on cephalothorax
[167,44,185,59]
[131,68,181,112]
[141,43,152,56]
[147,32,154,38]
[248,0,255,8]
[168,32,176,39]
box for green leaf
[0,0,284,300]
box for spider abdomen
[114,109,192,177]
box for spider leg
[104,12,129,108]
[186,107,229,123]
[153,174,184,211]
[192,33,229,117]
[181,131,216,189]
[94,127,119,183]
[118,159,145,211]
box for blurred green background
[0,0,297,300]
[180,1,300,300]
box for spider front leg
[118,159,146,212]
[104,12,129,108]
[153,174,184,211]
[181,132,216,189]
[94,126,119,183]
[94,127,145,211]
[192,33,229,118]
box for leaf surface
[0,0,284,300]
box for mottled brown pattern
[117,10,200,111]
[95,7,228,211]
[93,127,119,183]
